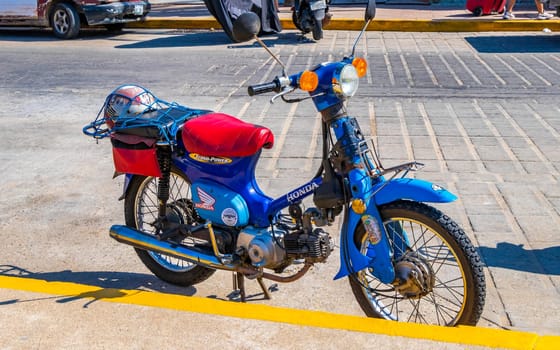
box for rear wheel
[349,200,486,326]
[312,11,324,40]
[50,3,80,39]
[124,167,215,286]
[292,10,305,32]
[312,19,323,41]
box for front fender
[374,178,457,205]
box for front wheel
[349,200,486,326]
[124,167,215,286]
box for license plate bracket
[309,0,326,11]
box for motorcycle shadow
[114,30,315,49]
[0,265,197,307]
[0,265,276,306]
[479,242,560,275]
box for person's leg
[503,0,517,19]
[535,0,543,13]
[535,0,553,18]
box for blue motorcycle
[83,1,485,326]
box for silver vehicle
[0,0,150,39]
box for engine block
[237,226,288,269]
[284,228,333,263]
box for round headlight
[337,64,359,98]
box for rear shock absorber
[156,145,172,225]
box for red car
[0,0,150,39]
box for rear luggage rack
[83,85,210,144]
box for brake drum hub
[393,252,435,299]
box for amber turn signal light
[299,70,319,92]
[352,57,368,78]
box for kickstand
[257,277,272,300]
[232,272,272,302]
[232,272,246,302]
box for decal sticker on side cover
[221,208,238,227]
[189,153,232,165]
[195,187,215,211]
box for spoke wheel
[124,167,215,286]
[349,200,485,326]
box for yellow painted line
[126,17,560,32]
[1,275,559,349]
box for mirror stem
[351,19,372,58]
[254,36,288,76]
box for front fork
[328,116,396,283]
[334,168,396,283]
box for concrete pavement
[2,4,560,350]
[133,1,560,32]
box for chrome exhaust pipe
[109,225,234,270]
[110,225,315,284]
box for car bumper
[83,1,151,26]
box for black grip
[248,80,280,96]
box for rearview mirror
[232,12,261,43]
[365,0,376,21]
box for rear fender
[118,173,134,201]
[312,8,325,21]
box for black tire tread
[312,17,323,40]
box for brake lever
[282,91,326,104]
[270,87,296,104]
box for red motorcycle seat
[182,113,274,157]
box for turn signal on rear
[352,57,368,78]
[299,70,319,92]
